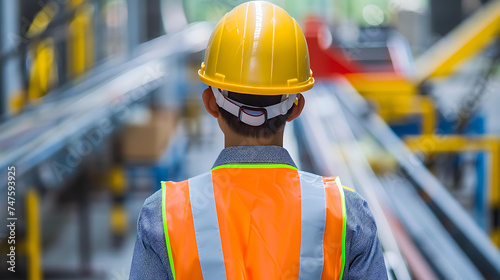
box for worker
[130,1,387,279]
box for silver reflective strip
[188,172,227,279]
[298,171,327,280]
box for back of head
[198,1,314,138]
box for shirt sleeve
[130,190,174,280]
[343,189,388,280]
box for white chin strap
[211,87,298,126]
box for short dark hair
[219,91,295,139]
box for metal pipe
[127,0,142,53]
[0,0,21,120]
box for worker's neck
[224,132,284,148]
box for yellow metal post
[405,135,500,247]
[26,189,42,280]
[67,0,94,79]
[28,39,57,101]
[8,90,27,115]
[25,2,59,102]
[421,96,436,135]
[109,166,128,245]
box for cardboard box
[122,109,178,162]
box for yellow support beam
[345,73,417,95]
[109,166,128,243]
[8,90,27,116]
[24,1,60,103]
[405,135,500,246]
[28,39,57,101]
[111,205,128,235]
[26,2,58,38]
[414,0,500,84]
[26,189,42,280]
[354,93,435,135]
[421,97,436,135]
[67,1,94,79]
[109,166,127,195]
[342,73,436,134]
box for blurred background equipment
[0,0,500,279]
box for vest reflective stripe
[162,180,203,279]
[298,171,327,280]
[188,173,227,279]
[161,182,177,279]
[338,178,347,280]
[322,176,347,280]
[161,167,346,280]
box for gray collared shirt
[130,146,388,279]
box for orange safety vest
[161,164,347,280]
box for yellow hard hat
[198,1,314,95]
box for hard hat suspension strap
[211,86,298,127]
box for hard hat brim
[198,70,314,96]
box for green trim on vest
[338,181,347,280]
[211,163,298,171]
[161,181,176,279]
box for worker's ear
[287,94,305,122]
[202,87,220,118]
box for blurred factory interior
[1,0,500,279]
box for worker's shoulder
[141,174,201,209]
[160,172,209,189]
[343,188,369,213]
[134,191,171,266]
[342,188,378,233]
[143,189,162,208]
[139,189,162,225]
[302,171,356,194]
[317,173,373,219]
[136,189,164,244]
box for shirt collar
[212,146,297,169]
